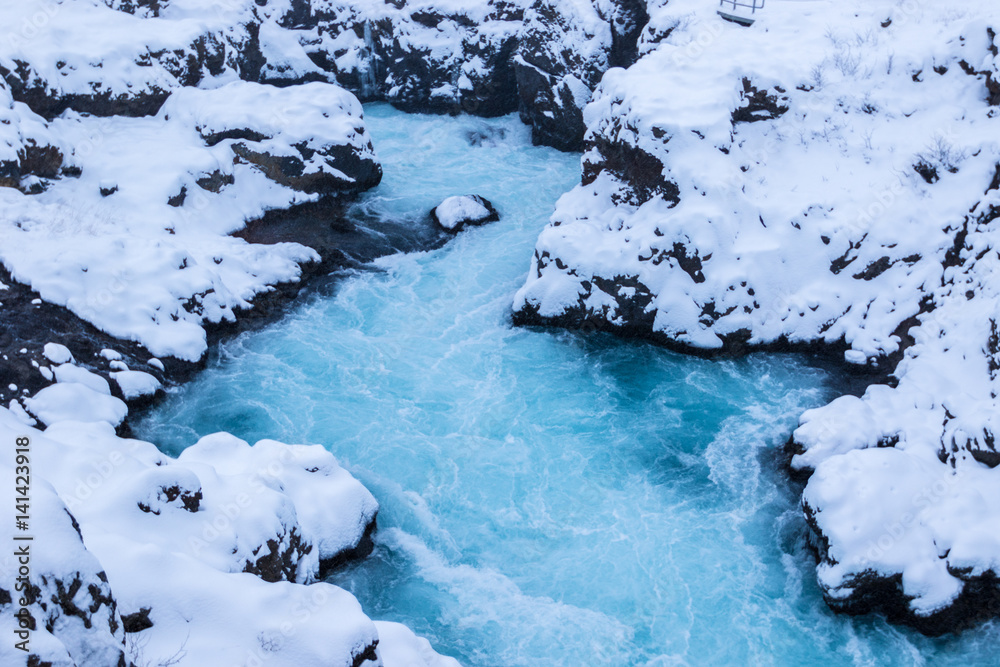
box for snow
[375,621,462,667]
[0,79,378,361]
[0,344,395,666]
[0,470,128,666]
[110,369,162,399]
[24,383,128,427]
[42,342,73,364]
[432,194,497,231]
[514,0,1000,622]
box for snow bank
[0,343,392,666]
[375,621,462,667]
[0,470,128,666]
[0,78,379,362]
[0,0,323,117]
[514,0,1000,630]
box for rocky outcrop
[0,1,320,120]
[0,476,129,666]
[292,0,647,150]
[0,79,73,193]
[514,0,648,150]
[157,80,383,196]
[297,0,524,116]
[514,0,1000,632]
[513,0,611,151]
[0,388,383,666]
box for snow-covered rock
[514,0,646,151]
[0,341,388,665]
[513,0,1000,631]
[375,621,462,667]
[0,470,128,667]
[0,0,325,119]
[110,370,162,400]
[0,78,380,362]
[431,194,499,231]
[162,80,382,195]
[291,0,646,149]
[0,79,71,193]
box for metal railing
[719,0,765,13]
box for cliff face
[513,0,1000,632]
[0,0,642,152]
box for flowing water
[134,105,1000,666]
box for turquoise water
[134,106,999,666]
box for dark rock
[243,527,311,583]
[1,58,171,119]
[582,118,679,206]
[605,0,648,69]
[195,169,235,193]
[514,0,609,152]
[989,28,999,106]
[104,0,166,17]
[318,515,378,579]
[231,140,382,197]
[121,607,154,633]
[731,78,789,124]
[167,186,187,207]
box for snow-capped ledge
[0,76,380,363]
[513,0,1000,633]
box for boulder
[431,194,500,231]
[162,80,382,197]
[0,473,128,666]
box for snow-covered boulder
[431,194,499,232]
[513,0,1000,631]
[375,621,462,667]
[162,80,382,196]
[0,375,385,666]
[110,370,162,400]
[0,470,128,667]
